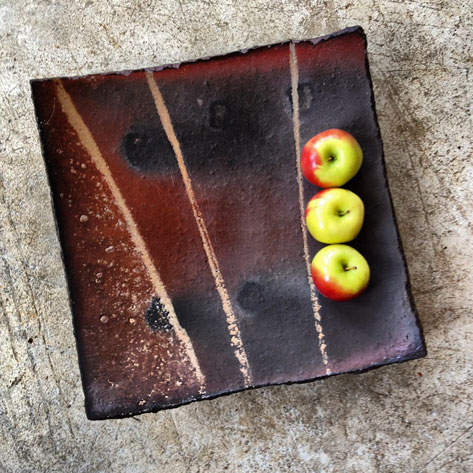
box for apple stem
[344,266,357,271]
[327,156,334,162]
[338,210,350,216]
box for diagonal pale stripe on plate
[146,71,252,387]
[54,79,207,392]
[289,43,331,374]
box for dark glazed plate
[31,26,426,420]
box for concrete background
[0,0,472,471]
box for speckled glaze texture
[31,26,425,420]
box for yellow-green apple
[305,188,364,244]
[301,129,363,187]
[311,244,370,301]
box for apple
[301,129,363,187]
[305,188,364,244]
[311,244,370,301]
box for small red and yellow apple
[302,128,370,301]
[311,244,370,301]
[305,188,364,244]
[301,129,363,188]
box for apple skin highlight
[301,128,363,188]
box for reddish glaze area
[155,43,289,82]
[31,81,203,418]
[296,32,365,72]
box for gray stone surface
[0,0,471,471]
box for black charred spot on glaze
[121,125,175,173]
[286,82,314,112]
[209,101,231,129]
[237,280,266,312]
[145,297,172,332]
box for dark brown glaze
[57,73,248,395]
[152,44,325,385]
[31,26,425,420]
[296,31,426,373]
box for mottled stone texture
[0,1,471,472]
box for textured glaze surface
[31,27,424,419]
[1,0,472,471]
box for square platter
[31,26,426,420]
